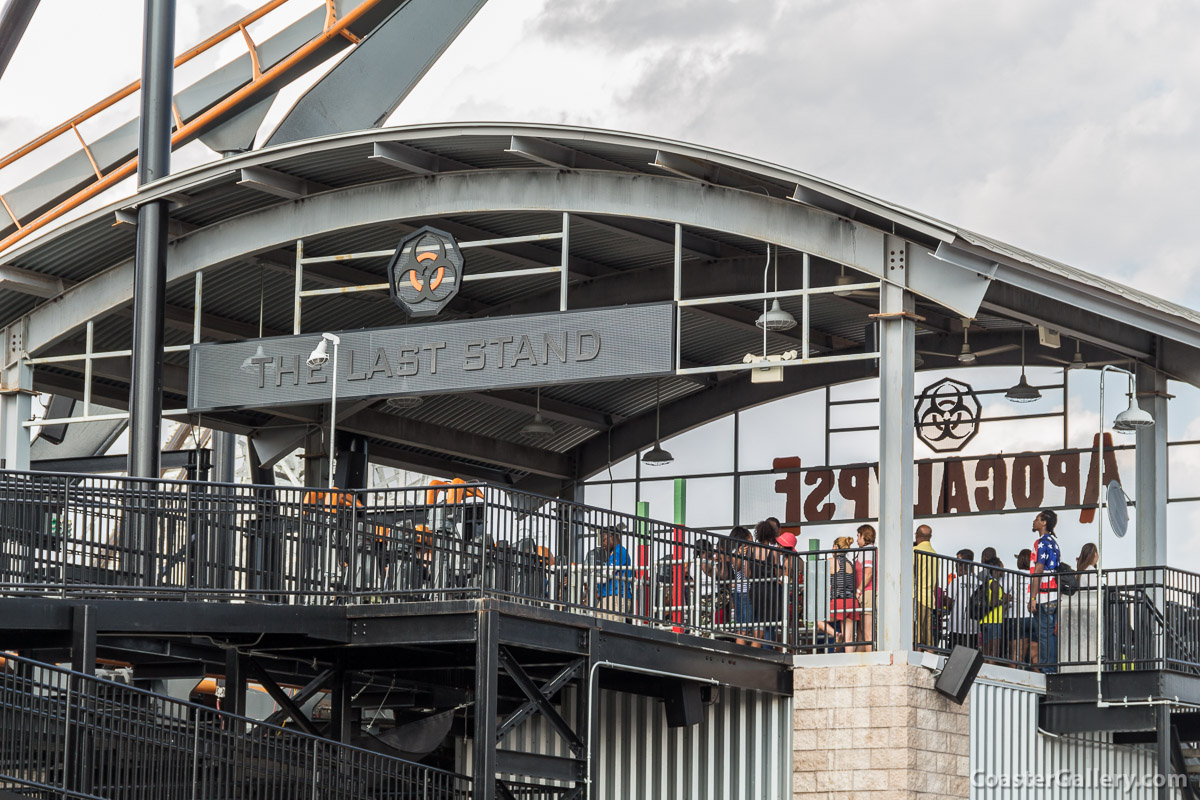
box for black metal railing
[0,652,470,800]
[913,550,1200,675]
[0,470,878,653]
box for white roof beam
[369,141,443,175]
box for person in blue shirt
[1028,509,1061,673]
[596,527,633,621]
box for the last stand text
[247,329,602,388]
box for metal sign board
[188,303,674,413]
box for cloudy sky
[2,0,1199,562]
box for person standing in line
[596,527,633,622]
[1076,542,1098,571]
[726,526,754,645]
[747,521,781,646]
[913,525,937,648]
[978,556,1008,661]
[854,524,876,652]
[1029,509,1061,673]
[1013,548,1035,665]
[946,548,982,650]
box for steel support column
[70,604,97,675]
[223,649,246,718]
[127,0,175,478]
[0,356,32,471]
[877,237,915,653]
[1158,704,1172,800]
[212,430,236,483]
[473,610,498,800]
[1136,366,1168,566]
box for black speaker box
[663,681,703,728]
[333,434,369,490]
[934,645,984,705]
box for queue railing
[0,651,470,800]
[913,550,1200,676]
[0,470,880,653]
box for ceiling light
[755,298,797,331]
[306,337,329,368]
[642,442,674,466]
[1005,374,1041,403]
[1112,394,1154,433]
[386,395,424,409]
[521,388,555,438]
[642,379,673,466]
[1005,329,1041,403]
[755,244,797,332]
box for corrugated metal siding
[971,679,1176,800]
[461,684,791,800]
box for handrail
[0,651,472,799]
[0,0,389,254]
[0,469,879,653]
[0,0,291,174]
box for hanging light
[755,244,797,331]
[834,266,856,297]
[1112,392,1154,433]
[642,379,674,466]
[1005,329,1042,403]
[521,388,555,438]
[240,344,267,374]
[957,321,976,364]
[386,395,424,409]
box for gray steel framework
[0,123,1186,600]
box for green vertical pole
[671,479,686,630]
[637,501,650,542]
[673,479,686,527]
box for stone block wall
[792,658,969,799]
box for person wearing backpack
[1029,509,1061,673]
[975,556,1008,660]
[947,549,982,650]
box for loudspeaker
[934,645,984,705]
[663,681,703,728]
[333,433,369,490]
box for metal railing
[913,550,1200,675]
[0,651,470,800]
[0,470,877,653]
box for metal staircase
[0,652,470,799]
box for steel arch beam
[20,169,980,356]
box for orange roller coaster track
[0,0,385,255]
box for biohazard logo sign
[914,377,982,453]
[387,226,464,317]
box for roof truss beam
[505,135,630,172]
[370,141,446,175]
[0,263,64,298]
[237,167,329,200]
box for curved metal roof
[4,122,1196,490]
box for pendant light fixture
[1005,329,1041,403]
[521,388,555,438]
[1112,370,1154,433]
[386,395,424,409]
[755,244,797,332]
[642,379,674,466]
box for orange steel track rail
[0,0,382,255]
